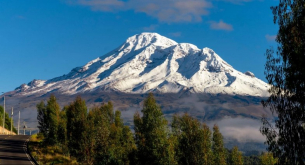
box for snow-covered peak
[175,43,199,51]
[11,33,269,97]
[123,32,177,50]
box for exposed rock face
[245,71,255,78]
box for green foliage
[37,94,60,145]
[167,134,178,165]
[172,113,212,165]
[243,155,260,165]
[212,124,227,165]
[134,93,173,165]
[57,106,68,154]
[81,107,97,165]
[66,96,87,161]
[93,102,137,165]
[229,146,243,165]
[0,105,17,133]
[89,105,110,164]
[28,134,78,165]
[261,0,305,164]
[36,93,258,165]
[37,101,48,137]
[46,94,60,145]
[34,99,137,165]
[260,152,278,165]
[107,110,136,165]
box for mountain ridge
[11,32,269,97]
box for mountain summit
[14,33,269,97]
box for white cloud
[67,0,212,23]
[209,20,233,31]
[265,34,277,41]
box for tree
[260,152,278,165]
[37,101,47,138]
[91,103,111,164]
[0,106,17,133]
[66,96,87,160]
[93,102,136,165]
[82,107,98,165]
[261,0,305,164]
[212,124,226,165]
[167,134,178,165]
[134,93,173,165]
[171,113,212,165]
[57,106,68,154]
[45,94,60,145]
[107,110,136,165]
[243,155,260,165]
[202,123,213,165]
[229,146,243,165]
[36,94,60,145]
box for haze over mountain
[12,33,269,97]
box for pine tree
[134,93,173,165]
[212,124,226,165]
[229,146,243,165]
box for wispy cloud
[209,20,233,31]
[67,0,212,23]
[207,117,265,142]
[169,32,182,37]
[69,0,124,11]
[67,0,256,23]
[265,34,277,41]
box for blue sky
[0,0,278,93]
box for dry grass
[28,134,79,165]
[0,126,16,135]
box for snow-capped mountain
[13,33,269,97]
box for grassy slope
[28,134,78,165]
